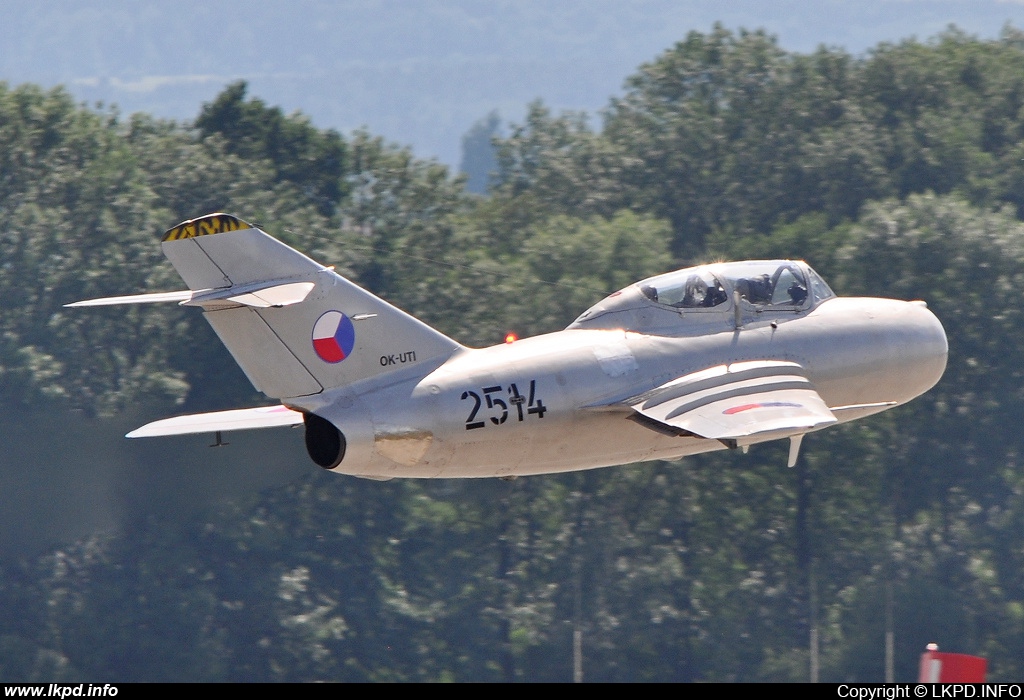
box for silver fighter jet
[68,213,948,479]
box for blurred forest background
[5,24,1024,682]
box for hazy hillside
[2,1,1023,167]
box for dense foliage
[3,26,1024,681]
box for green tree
[195,81,347,216]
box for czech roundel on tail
[67,213,948,480]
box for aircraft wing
[126,405,305,438]
[621,360,837,441]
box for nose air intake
[913,300,948,380]
[888,299,948,403]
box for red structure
[919,644,987,682]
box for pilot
[703,279,728,307]
[769,264,808,306]
[787,280,808,305]
[681,276,708,307]
[737,274,773,304]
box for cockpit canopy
[640,260,832,309]
[570,260,835,331]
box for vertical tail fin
[161,213,463,399]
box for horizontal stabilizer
[624,360,836,440]
[65,281,315,310]
[185,281,315,309]
[64,290,193,307]
[126,404,304,438]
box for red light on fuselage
[505,332,518,344]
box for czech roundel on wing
[312,311,356,363]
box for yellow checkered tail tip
[162,213,253,242]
